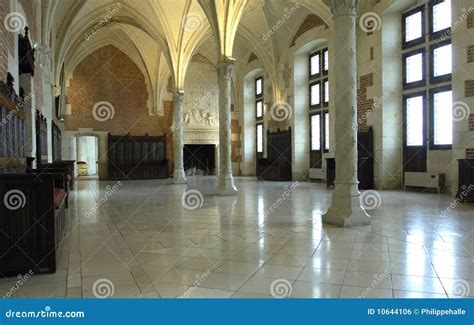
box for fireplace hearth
[183,144,216,176]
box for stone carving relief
[184,108,218,127]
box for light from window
[433,44,452,77]
[406,96,424,146]
[406,53,423,83]
[323,50,329,72]
[433,0,451,33]
[405,11,422,42]
[257,124,263,153]
[433,90,452,145]
[311,114,321,151]
[256,100,263,118]
[310,53,320,76]
[324,80,329,103]
[311,83,320,106]
[324,112,329,151]
[256,78,263,96]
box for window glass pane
[256,78,263,96]
[324,112,329,150]
[257,124,263,153]
[405,11,422,42]
[433,44,452,76]
[406,53,423,83]
[311,83,320,106]
[324,80,329,103]
[433,90,452,145]
[256,100,263,118]
[406,96,424,146]
[311,115,321,151]
[323,50,329,71]
[433,0,451,32]
[310,53,320,76]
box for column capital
[330,0,358,17]
[216,62,234,81]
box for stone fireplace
[184,144,216,176]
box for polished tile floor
[2,177,473,298]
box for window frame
[322,48,329,76]
[322,79,329,107]
[402,48,427,90]
[255,76,264,98]
[429,39,452,84]
[255,99,264,120]
[429,0,451,40]
[323,111,329,152]
[309,51,321,79]
[401,4,426,49]
[256,123,264,157]
[309,80,322,109]
[403,90,427,148]
[309,112,322,152]
[429,85,452,150]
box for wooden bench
[0,171,68,275]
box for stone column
[216,62,237,195]
[322,0,370,227]
[172,91,187,184]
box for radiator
[404,172,443,193]
[309,168,326,181]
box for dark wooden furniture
[257,128,292,181]
[358,127,374,190]
[18,27,35,76]
[35,110,48,164]
[52,122,62,161]
[0,171,67,275]
[0,91,26,160]
[108,133,169,180]
[457,159,474,203]
[39,161,76,191]
[325,127,374,190]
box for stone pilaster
[216,62,237,195]
[322,0,371,227]
[172,91,187,184]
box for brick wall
[470,114,474,131]
[65,45,174,165]
[468,45,474,63]
[357,73,374,130]
[291,14,327,47]
[467,148,474,159]
[466,80,474,97]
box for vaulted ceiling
[37,0,336,106]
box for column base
[216,174,238,196]
[173,169,187,184]
[322,182,371,227]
